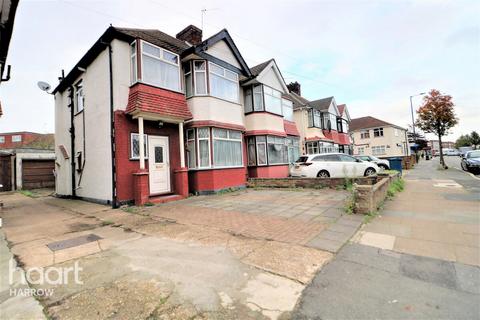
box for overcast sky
[0,0,478,141]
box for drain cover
[47,234,102,251]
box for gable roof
[308,96,334,111]
[182,29,251,77]
[350,116,405,131]
[337,104,345,115]
[250,59,274,76]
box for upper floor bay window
[264,86,282,115]
[140,41,180,92]
[209,62,239,103]
[130,42,137,83]
[194,61,208,95]
[244,84,284,116]
[337,118,343,132]
[373,128,384,137]
[282,98,293,121]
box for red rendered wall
[114,111,182,203]
[248,165,290,178]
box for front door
[148,136,171,195]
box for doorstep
[148,194,185,204]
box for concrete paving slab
[356,231,396,250]
[307,237,343,253]
[394,236,457,262]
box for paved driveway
[0,188,362,319]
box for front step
[148,194,185,204]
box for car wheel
[317,170,330,178]
[378,164,389,170]
[364,168,376,176]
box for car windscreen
[296,156,309,163]
[467,151,480,158]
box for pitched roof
[308,97,334,111]
[288,92,310,109]
[337,104,345,116]
[115,27,190,54]
[249,59,274,76]
[350,116,404,131]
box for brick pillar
[133,170,149,205]
[174,167,189,197]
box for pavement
[0,188,361,320]
[293,158,480,319]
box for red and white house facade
[53,25,301,206]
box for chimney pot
[176,25,202,45]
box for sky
[0,0,479,141]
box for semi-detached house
[53,25,301,206]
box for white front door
[148,136,171,195]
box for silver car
[355,155,390,170]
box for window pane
[225,69,238,81]
[131,134,148,158]
[267,136,286,164]
[214,140,242,166]
[195,71,207,95]
[245,87,253,113]
[154,147,164,163]
[257,142,267,165]
[256,136,266,142]
[185,72,192,96]
[198,127,210,138]
[210,73,238,102]
[209,63,224,75]
[187,129,195,140]
[264,87,282,115]
[187,140,196,168]
[229,130,242,140]
[143,55,180,91]
[247,137,256,166]
[194,61,206,70]
[213,128,228,138]
[163,50,178,64]
[143,42,161,57]
[131,55,137,83]
[199,139,210,167]
[282,99,293,121]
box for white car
[355,155,390,170]
[290,153,379,178]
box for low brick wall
[354,173,399,214]
[247,176,378,189]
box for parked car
[459,146,473,157]
[461,150,480,173]
[354,155,390,170]
[443,148,460,156]
[291,153,379,178]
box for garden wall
[247,176,378,189]
[354,173,400,214]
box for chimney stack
[287,81,301,95]
[176,25,202,45]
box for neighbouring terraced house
[287,83,352,156]
[53,25,306,206]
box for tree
[455,134,472,149]
[470,131,480,149]
[416,89,458,168]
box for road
[293,158,480,319]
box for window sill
[188,166,244,171]
[245,111,283,117]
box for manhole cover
[47,234,102,251]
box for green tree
[455,134,471,149]
[416,89,458,169]
[470,131,480,149]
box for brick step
[148,194,185,204]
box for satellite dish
[37,81,51,92]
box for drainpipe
[68,86,76,198]
[104,41,118,208]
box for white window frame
[256,137,267,166]
[130,133,148,160]
[212,128,243,168]
[208,62,239,103]
[196,127,211,168]
[253,84,264,111]
[186,128,196,168]
[184,61,193,98]
[11,135,22,143]
[130,40,137,84]
[193,60,208,96]
[75,81,84,114]
[360,130,370,139]
[306,141,319,155]
[372,145,386,155]
[263,85,282,115]
[140,40,182,93]
[282,98,293,121]
[0,136,4,143]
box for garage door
[22,160,55,189]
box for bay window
[184,62,193,97]
[308,109,322,128]
[247,135,299,166]
[209,62,239,102]
[247,136,256,166]
[287,137,300,163]
[267,136,287,164]
[256,136,267,165]
[141,41,180,92]
[187,127,243,169]
[253,84,263,111]
[245,87,253,113]
[282,98,293,121]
